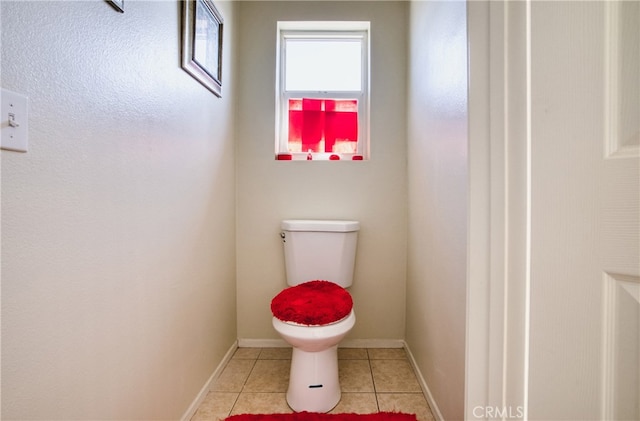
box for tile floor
[191,347,435,421]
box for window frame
[275,21,371,160]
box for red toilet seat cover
[271,280,353,326]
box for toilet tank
[281,220,360,288]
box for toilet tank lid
[281,220,360,232]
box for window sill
[276,153,365,161]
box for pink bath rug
[225,412,418,421]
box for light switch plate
[1,88,29,153]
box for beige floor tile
[338,348,368,360]
[230,392,292,415]
[233,348,261,360]
[194,347,436,419]
[259,347,292,360]
[377,393,435,421]
[339,359,375,392]
[330,392,378,414]
[190,392,238,421]
[370,360,422,393]
[243,359,290,392]
[368,348,408,360]
[211,359,256,392]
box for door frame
[466,1,530,419]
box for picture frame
[107,0,124,13]
[181,0,224,97]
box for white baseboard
[403,341,444,421]
[237,338,289,348]
[237,338,405,349]
[180,340,238,421]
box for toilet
[271,219,360,413]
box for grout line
[228,355,259,416]
[226,392,241,419]
[367,350,381,412]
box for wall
[235,1,408,343]
[406,1,468,420]
[0,1,238,419]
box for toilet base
[286,345,341,413]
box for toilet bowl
[272,309,356,352]
[272,220,360,413]
[272,309,356,412]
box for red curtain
[288,99,358,153]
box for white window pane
[285,39,361,91]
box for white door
[527,1,639,419]
[466,1,639,419]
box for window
[276,22,370,161]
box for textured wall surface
[406,1,468,420]
[1,1,238,419]
[235,1,409,343]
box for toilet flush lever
[280,232,286,242]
